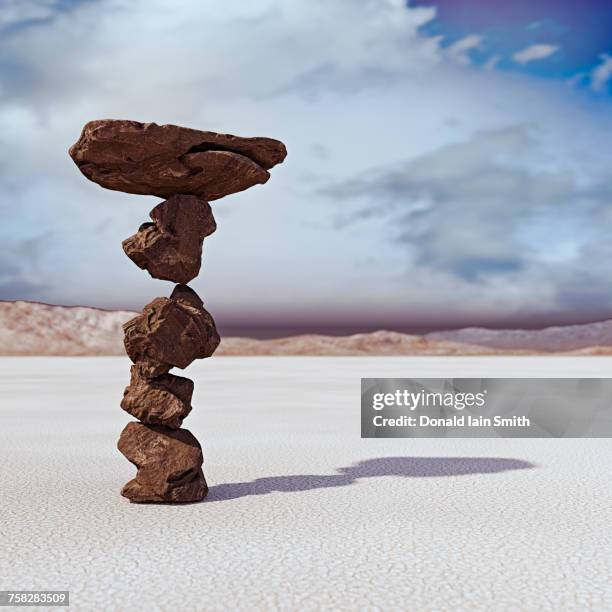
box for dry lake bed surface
[1,356,611,611]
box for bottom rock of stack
[118,422,208,503]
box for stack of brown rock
[69,119,286,503]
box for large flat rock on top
[69,119,287,200]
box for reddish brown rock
[123,284,220,373]
[132,361,172,379]
[121,365,194,429]
[122,195,216,284]
[68,119,287,200]
[118,422,207,503]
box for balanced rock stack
[69,120,286,503]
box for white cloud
[483,55,501,71]
[567,72,588,89]
[513,44,558,65]
[591,54,612,92]
[0,0,57,28]
[323,125,612,321]
[446,35,483,65]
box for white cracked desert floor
[1,356,611,612]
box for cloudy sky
[2,0,612,334]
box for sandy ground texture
[1,356,611,611]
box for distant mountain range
[1,300,611,356]
[428,321,612,352]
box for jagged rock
[121,365,194,429]
[118,422,207,503]
[122,195,216,284]
[68,119,287,200]
[123,284,220,373]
